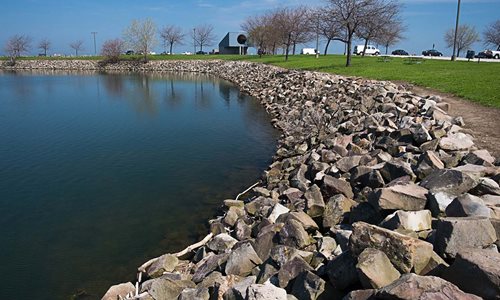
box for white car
[354,45,380,55]
[301,48,317,55]
[182,51,192,55]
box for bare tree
[4,34,32,62]
[483,20,500,51]
[69,40,84,56]
[159,25,185,54]
[444,24,480,57]
[242,14,275,56]
[192,24,216,52]
[374,20,405,54]
[288,6,314,55]
[38,38,51,56]
[124,18,158,61]
[101,39,124,63]
[314,8,343,55]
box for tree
[444,24,480,57]
[69,40,84,56]
[313,9,343,55]
[124,18,158,61]
[159,25,185,54]
[101,39,124,63]
[4,34,31,62]
[483,20,500,51]
[38,38,51,56]
[272,6,313,61]
[192,24,216,52]
[374,20,405,54]
[242,14,274,56]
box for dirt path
[409,85,500,158]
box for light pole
[451,0,461,61]
[91,32,97,55]
[193,28,196,54]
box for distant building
[218,32,249,55]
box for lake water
[0,71,279,299]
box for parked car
[353,45,380,55]
[422,49,442,56]
[196,51,207,55]
[391,49,408,56]
[301,48,317,55]
[182,51,192,55]
[474,50,493,59]
[125,50,135,55]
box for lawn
[4,54,499,107]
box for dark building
[218,32,249,55]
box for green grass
[3,54,499,107]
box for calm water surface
[0,71,278,299]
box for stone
[350,166,385,188]
[290,271,326,300]
[380,160,416,182]
[336,155,362,172]
[192,253,229,283]
[278,212,319,231]
[279,219,312,249]
[325,251,359,290]
[304,184,325,218]
[146,254,179,278]
[224,199,245,208]
[257,262,279,284]
[277,256,313,288]
[141,277,196,300]
[254,187,271,197]
[481,194,500,207]
[434,217,497,258]
[322,175,354,199]
[268,203,290,223]
[463,149,496,166]
[343,289,376,300]
[207,233,238,253]
[420,169,476,195]
[350,222,433,274]
[380,210,432,232]
[445,194,491,217]
[439,132,474,151]
[253,230,275,262]
[290,164,311,191]
[235,219,252,241]
[469,177,500,196]
[245,197,277,217]
[376,273,481,300]
[322,194,357,228]
[102,282,135,300]
[223,276,256,300]
[419,251,449,276]
[428,191,456,216]
[411,123,432,144]
[225,243,263,277]
[416,151,445,179]
[318,236,337,260]
[442,248,500,300]
[179,287,210,300]
[356,248,401,289]
[246,283,287,300]
[369,183,428,211]
[225,206,245,227]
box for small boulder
[322,194,357,228]
[268,203,290,223]
[179,287,210,300]
[380,210,432,232]
[146,254,179,278]
[439,132,474,151]
[369,183,428,211]
[102,282,135,300]
[380,160,416,182]
[279,219,313,249]
[225,243,263,277]
[192,253,229,283]
[420,169,476,195]
[322,175,354,199]
[304,184,325,218]
[207,233,238,253]
[277,256,313,288]
[246,283,287,300]
[325,251,359,290]
[141,277,195,300]
[445,194,491,217]
[356,248,400,289]
[290,271,326,300]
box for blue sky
[0,0,498,56]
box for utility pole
[451,0,461,61]
[315,12,320,59]
[91,32,97,55]
[193,28,196,54]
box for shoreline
[3,60,499,300]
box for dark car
[422,49,442,56]
[391,49,408,55]
[196,51,207,55]
[125,50,135,55]
[474,50,493,59]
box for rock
[481,194,500,207]
[322,175,354,199]
[141,277,195,300]
[224,199,245,208]
[245,197,277,217]
[416,151,445,180]
[411,123,432,144]
[369,183,428,211]
[235,219,252,241]
[439,132,474,151]
[246,283,287,300]
[376,273,481,300]
[463,149,496,166]
[380,210,432,232]
[146,254,179,278]
[343,289,376,300]
[304,184,325,218]
[322,194,357,228]
[102,282,135,300]
[325,251,359,290]
[223,276,256,300]
[192,253,229,283]
[356,248,400,289]
[276,212,319,231]
[442,248,500,300]
[318,236,337,260]
[254,187,271,197]
[257,262,279,284]
[179,287,210,300]
[445,194,491,217]
[207,233,238,253]
[434,217,497,258]
[225,243,263,277]
[268,203,290,223]
[350,166,385,188]
[336,156,362,172]
[380,160,416,182]
[428,191,456,216]
[225,206,246,227]
[469,177,500,196]
[290,271,326,300]
[291,164,311,191]
[419,251,449,276]
[277,256,313,288]
[420,169,476,195]
[350,222,433,274]
[279,219,312,249]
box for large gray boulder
[290,271,326,300]
[140,277,195,300]
[439,132,474,151]
[322,175,354,199]
[368,183,428,211]
[434,217,497,258]
[246,283,287,300]
[380,210,432,232]
[146,254,179,278]
[442,248,500,300]
[225,243,263,276]
[445,194,491,217]
[279,219,313,249]
[350,222,433,274]
[356,248,400,289]
[322,194,357,228]
[376,273,481,299]
[420,169,476,195]
[304,184,325,218]
[207,233,238,253]
[102,282,135,300]
[192,253,229,283]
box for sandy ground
[409,85,500,159]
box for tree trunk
[324,38,332,56]
[385,44,389,55]
[292,42,296,55]
[285,33,291,61]
[169,43,173,55]
[362,38,369,57]
[346,34,353,67]
[457,49,460,57]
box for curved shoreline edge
[3,60,499,300]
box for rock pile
[3,60,498,300]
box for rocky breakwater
[3,60,498,299]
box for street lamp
[91,32,97,55]
[451,0,461,61]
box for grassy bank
[4,54,499,107]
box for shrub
[101,39,124,63]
